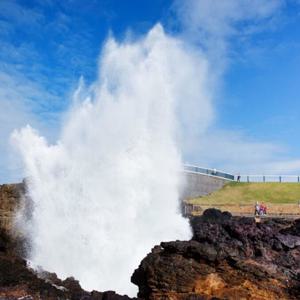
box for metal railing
[184,164,235,181]
[238,175,300,183]
[183,165,300,183]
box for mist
[11,25,214,295]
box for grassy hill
[188,182,300,205]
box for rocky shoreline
[132,209,300,299]
[0,183,300,299]
[0,226,135,300]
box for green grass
[188,182,300,205]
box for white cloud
[0,0,44,27]
[1,0,299,184]
[174,0,283,46]
[175,0,283,34]
[0,68,60,183]
[186,129,300,175]
[0,0,97,182]
[173,0,283,71]
[171,0,300,175]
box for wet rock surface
[1,182,300,300]
[0,183,137,300]
[0,228,136,300]
[132,209,300,299]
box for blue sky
[220,10,300,152]
[1,0,300,182]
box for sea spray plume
[11,24,211,295]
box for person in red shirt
[260,203,267,215]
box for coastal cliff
[132,209,300,299]
[0,184,299,299]
[0,183,24,233]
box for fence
[184,165,235,181]
[238,175,300,183]
[183,165,300,183]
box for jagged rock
[2,183,300,299]
[0,183,138,299]
[0,228,136,300]
[132,208,300,300]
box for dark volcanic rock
[132,208,300,300]
[2,182,300,300]
[0,228,135,300]
[0,182,137,300]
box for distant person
[255,202,260,216]
[237,174,241,182]
[259,204,263,216]
[260,203,267,215]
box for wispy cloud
[186,129,300,175]
[0,67,61,182]
[173,0,283,68]
[0,0,44,27]
[0,0,96,182]
[1,0,299,182]
[172,0,300,175]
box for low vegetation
[186,182,300,216]
[188,182,300,205]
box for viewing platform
[184,165,300,183]
[182,165,234,200]
[184,165,235,181]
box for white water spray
[12,25,210,295]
